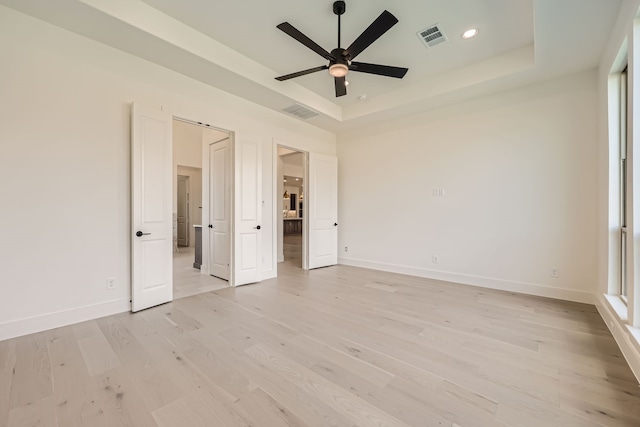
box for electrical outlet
[344,246,348,252]
[106,277,116,290]
[432,188,439,196]
[432,255,439,264]
[551,269,559,278]
[438,188,446,196]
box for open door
[209,138,231,280]
[308,153,338,269]
[233,135,262,286]
[131,104,173,311]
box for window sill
[602,294,640,382]
[605,293,628,322]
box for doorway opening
[277,146,307,269]
[177,174,191,248]
[172,118,229,299]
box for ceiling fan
[275,1,408,98]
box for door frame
[273,142,309,271]
[134,109,269,310]
[173,116,237,285]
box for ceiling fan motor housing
[333,1,346,16]
[330,48,349,65]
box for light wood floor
[283,232,302,268]
[173,246,228,300]
[2,258,640,426]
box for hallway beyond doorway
[283,233,302,268]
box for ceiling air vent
[282,103,319,120]
[417,24,447,48]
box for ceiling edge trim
[78,0,343,121]
[342,43,536,121]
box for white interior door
[209,138,230,280]
[233,135,262,286]
[177,175,189,247]
[131,104,173,312]
[308,153,338,269]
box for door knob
[334,223,338,226]
[254,225,261,230]
[208,224,213,228]
[135,231,150,237]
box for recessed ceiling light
[358,94,368,101]
[461,28,478,39]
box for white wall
[0,7,335,340]
[283,163,303,178]
[174,120,203,169]
[338,70,598,304]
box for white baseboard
[0,299,131,342]
[596,294,640,382]
[338,257,595,304]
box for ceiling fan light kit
[275,0,408,98]
[329,63,349,77]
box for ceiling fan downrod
[334,1,346,48]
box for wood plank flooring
[173,246,228,300]
[2,258,640,426]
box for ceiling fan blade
[277,22,334,61]
[335,76,347,97]
[275,65,328,81]
[349,62,408,79]
[345,10,398,60]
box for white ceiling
[280,151,305,169]
[0,0,622,133]
[140,0,534,102]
